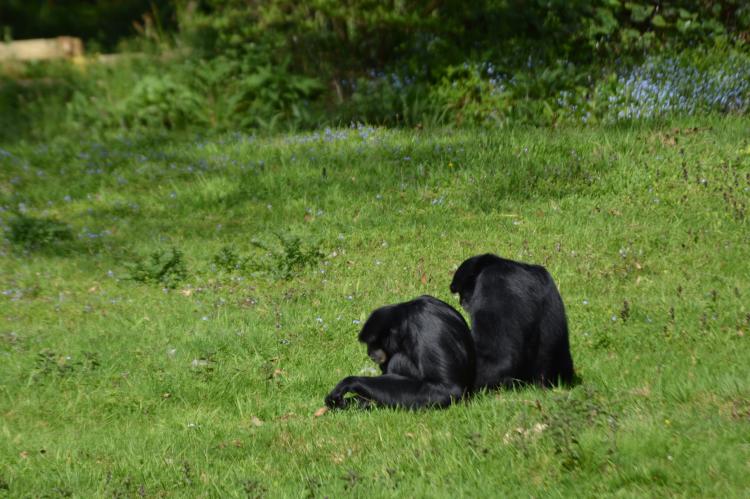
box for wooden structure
[0,37,84,61]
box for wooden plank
[0,37,84,61]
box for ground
[1,118,748,496]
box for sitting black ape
[450,254,574,389]
[325,295,475,409]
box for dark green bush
[212,246,244,273]
[6,214,73,251]
[121,74,206,130]
[2,0,749,137]
[147,0,750,129]
[251,233,324,280]
[124,247,188,288]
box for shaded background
[1,1,749,142]
[0,0,175,51]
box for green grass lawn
[1,118,749,497]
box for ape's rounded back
[451,254,574,389]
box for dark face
[451,270,475,312]
[368,347,387,365]
[358,305,401,368]
[458,292,472,313]
[363,327,398,367]
[451,255,488,313]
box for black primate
[325,296,475,409]
[450,254,574,389]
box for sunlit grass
[1,117,749,496]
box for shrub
[120,74,206,130]
[429,63,509,127]
[251,233,324,280]
[212,246,246,273]
[124,247,188,288]
[6,214,73,251]
[555,48,750,123]
[4,1,750,137]
[611,50,750,120]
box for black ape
[325,295,475,409]
[450,254,574,389]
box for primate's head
[450,253,499,311]
[358,304,401,366]
[367,346,388,365]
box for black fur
[325,295,475,409]
[450,254,574,389]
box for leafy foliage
[228,61,322,130]
[120,75,206,130]
[31,350,100,381]
[124,247,188,288]
[212,246,245,273]
[2,0,749,138]
[251,233,324,280]
[6,214,73,251]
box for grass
[0,118,749,497]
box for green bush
[121,74,206,130]
[554,47,750,124]
[5,214,73,251]
[124,247,188,288]
[212,246,245,274]
[2,0,749,138]
[251,233,324,280]
[167,0,750,129]
[65,59,209,134]
[0,62,80,141]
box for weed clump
[6,214,73,251]
[540,386,618,471]
[251,233,324,280]
[212,246,246,273]
[211,234,323,280]
[124,247,188,288]
[31,350,100,382]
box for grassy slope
[1,118,749,497]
